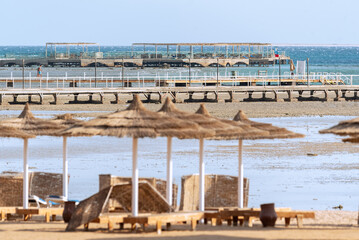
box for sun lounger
[0,207,16,221]
[85,213,129,231]
[219,208,314,228]
[16,207,64,222]
[29,195,47,208]
[123,211,204,234]
[45,195,78,207]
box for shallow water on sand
[0,114,358,210]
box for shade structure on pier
[58,94,214,216]
[319,117,359,143]
[0,104,64,209]
[196,105,304,208]
[158,98,251,212]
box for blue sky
[1,0,359,45]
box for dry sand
[0,211,358,240]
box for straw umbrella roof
[232,110,305,139]
[59,95,214,139]
[158,98,256,140]
[342,136,359,143]
[51,113,83,127]
[0,126,35,139]
[194,104,270,140]
[0,103,65,136]
[319,117,359,136]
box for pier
[0,42,290,68]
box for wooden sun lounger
[219,208,314,228]
[0,207,17,221]
[85,213,129,231]
[16,207,64,222]
[123,211,204,234]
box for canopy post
[23,138,29,209]
[132,137,139,216]
[166,137,173,206]
[238,139,244,208]
[199,138,205,212]
[63,136,68,200]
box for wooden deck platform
[16,207,64,222]
[85,213,129,231]
[123,212,204,234]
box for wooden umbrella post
[199,138,205,212]
[23,138,29,209]
[63,136,68,200]
[132,137,139,216]
[238,139,243,208]
[166,137,173,206]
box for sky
[1,0,359,46]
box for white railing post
[46,72,49,88]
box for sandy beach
[0,210,358,240]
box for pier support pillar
[39,94,44,105]
[203,92,208,101]
[28,95,32,103]
[287,90,297,102]
[0,94,3,105]
[247,91,253,101]
[274,91,283,102]
[74,94,79,103]
[335,90,345,101]
[188,92,194,101]
[324,90,333,102]
[89,94,93,102]
[53,94,58,105]
[354,91,358,99]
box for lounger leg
[108,221,114,232]
[211,218,217,226]
[24,214,30,221]
[166,223,171,230]
[0,211,5,221]
[227,219,232,226]
[233,216,238,226]
[285,218,291,227]
[204,218,208,224]
[156,221,162,234]
[45,212,50,223]
[217,218,222,226]
[119,223,124,230]
[296,215,304,228]
[191,218,197,231]
[131,223,137,231]
[51,214,56,221]
[239,218,244,226]
[244,216,254,227]
[84,223,89,231]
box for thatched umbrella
[196,105,304,208]
[0,104,68,208]
[50,114,83,200]
[58,95,214,216]
[158,98,256,212]
[320,117,359,144]
[0,126,35,209]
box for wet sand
[1,99,359,119]
[0,211,358,240]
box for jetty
[0,74,357,105]
[0,42,290,68]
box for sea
[0,46,358,210]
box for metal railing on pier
[0,73,356,89]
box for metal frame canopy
[45,42,100,58]
[131,42,272,59]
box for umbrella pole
[132,137,139,216]
[166,137,173,207]
[199,138,205,212]
[63,136,68,200]
[23,138,29,209]
[238,139,244,208]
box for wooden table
[16,207,64,222]
[123,212,204,234]
[0,207,17,221]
